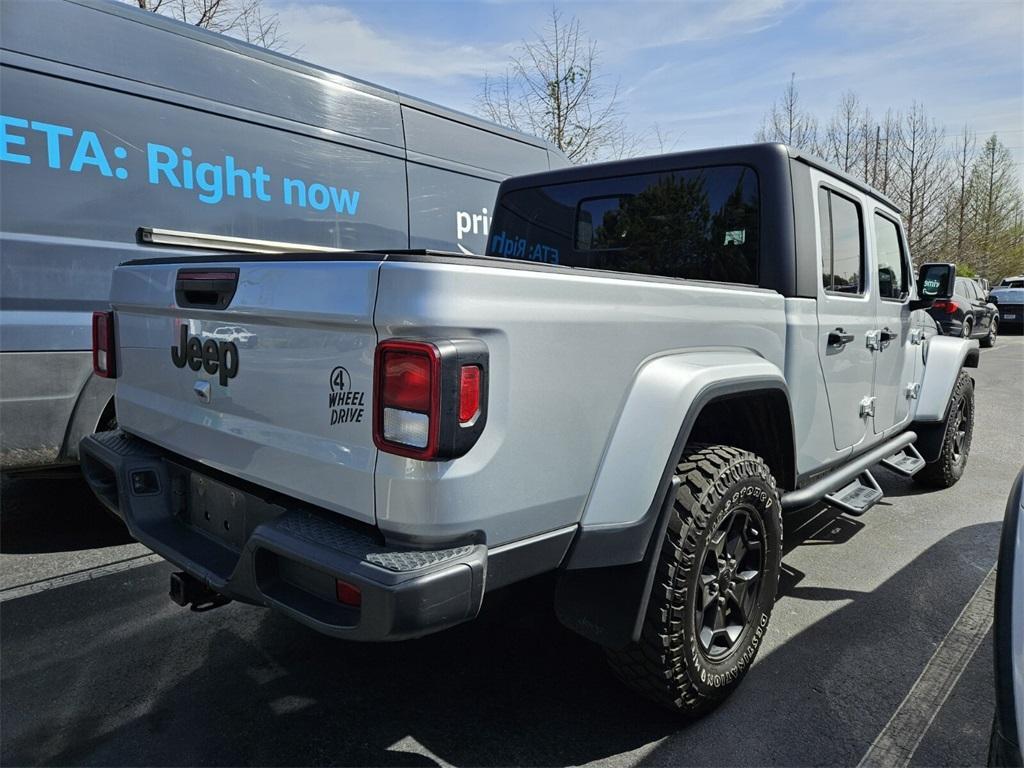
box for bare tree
[132,0,288,51]
[824,91,865,173]
[969,135,1024,279]
[939,126,978,262]
[478,8,629,163]
[755,74,820,153]
[858,106,875,182]
[753,85,1023,274]
[891,103,949,262]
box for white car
[203,325,256,348]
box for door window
[819,188,864,294]
[873,213,909,301]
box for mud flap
[554,477,680,649]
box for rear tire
[961,318,973,338]
[605,445,782,716]
[915,370,974,488]
[981,319,997,348]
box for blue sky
[270,0,1024,166]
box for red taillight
[373,340,441,460]
[92,311,116,378]
[373,338,489,461]
[933,299,960,314]
[382,351,432,412]
[459,366,481,423]
[335,579,362,607]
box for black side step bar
[780,431,917,512]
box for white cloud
[574,0,795,59]
[270,2,512,85]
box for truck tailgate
[110,258,381,524]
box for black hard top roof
[497,142,901,213]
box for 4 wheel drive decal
[328,366,365,425]
[171,324,239,386]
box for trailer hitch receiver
[169,571,231,612]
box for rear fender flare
[566,350,791,571]
[555,350,793,649]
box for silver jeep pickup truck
[81,143,979,715]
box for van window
[819,188,864,294]
[488,165,760,285]
[873,213,908,300]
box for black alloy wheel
[695,505,764,660]
[950,396,970,464]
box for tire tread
[606,444,781,715]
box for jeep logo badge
[171,325,239,386]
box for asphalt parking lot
[2,336,1022,767]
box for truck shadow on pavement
[0,474,135,554]
[1,510,999,767]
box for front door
[871,210,916,433]
[814,182,875,452]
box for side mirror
[910,262,955,310]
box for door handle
[879,327,897,343]
[828,328,855,348]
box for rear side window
[818,188,864,294]
[487,165,760,285]
[873,213,908,300]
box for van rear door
[110,256,381,525]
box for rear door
[871,210,916,433]
[111,257,382,524]
[965,279,994,333]
[814,179,875,452]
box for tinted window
[818,188,832,290]
[576,196,632,250]
[488,165,759,284]
[873,213,908,300]
[819,188,863,294]
[954,277,971,298]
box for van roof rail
[137,227,344,254]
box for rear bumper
[79,430,487,641]
[994,306,1023,328]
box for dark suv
[990,286,1024,333]
[927,276,999,347]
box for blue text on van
[0,115,360,215]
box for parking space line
[857,565,996,768]
[0,553,164,603]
